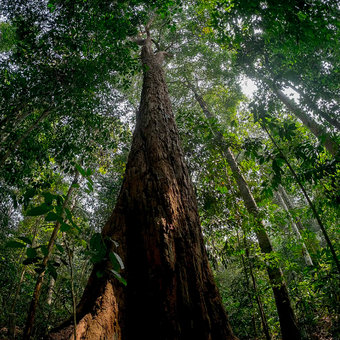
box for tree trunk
[46,277,55,306]
[286,82,340,132]
[48,32,237,340]
[278,185,318,254]
[270,84,339,156]
[245,247,271,340]
[263,124,340,273]
[186,81,301,340]
[278,185,305,233]
[275,190,313,266]
[224,148,301,340]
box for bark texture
[48,36,236,340]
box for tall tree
[48,19,237,340]
[185,80,301,340]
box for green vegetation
[0,0,339,339]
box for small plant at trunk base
[87,232,127,286]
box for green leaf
[26,204,53,216]
[34,266,45,274]
[17,236,32,245]
[5,241,26,248]
[71,183,80,188]
[65,208,72,219]
[61,259,69,266]
[24,188,37,209]
[60,223,71,232]
[23,257,41,265]
[56,195,64,206]
[86,168,93,176]
[109,252,120,272]
[49,260,60,267]
[41,245,49,257]
[55,205,63,215]
[113,252,124,270]
[96,270,105,278]
[56,244,64,253]
[43,192,55,205]
[90,233,102,251]
[27,248,37,259]
[75,164,87,177]
[47,264,57,280]
[70,220,81,232]
[111,270,127,286]
[86,181,93,192]
[230,120,237,127]
[24,188,37,199]
[45,212,63,223]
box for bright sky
[240,76,299,101]
[240,77,258,98]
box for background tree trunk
[48,34,237,340]
[270,84,338,156]
[186,80,301,340]
[275,190,313,266]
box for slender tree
[275,189,313,266]
[269,84,339,156]
[186,80,301,340]
[23,171,79,340]
[262,123,340,273]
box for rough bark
[270,84,339,156]
[186,81,301,340]
[48,33,236,340]
[275,190,313,266]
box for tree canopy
[1,0,340,339]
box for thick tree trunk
[186,81,301,340]
[48,35,236,340]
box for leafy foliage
[1,0,340,339]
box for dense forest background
[0,0,339,339]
